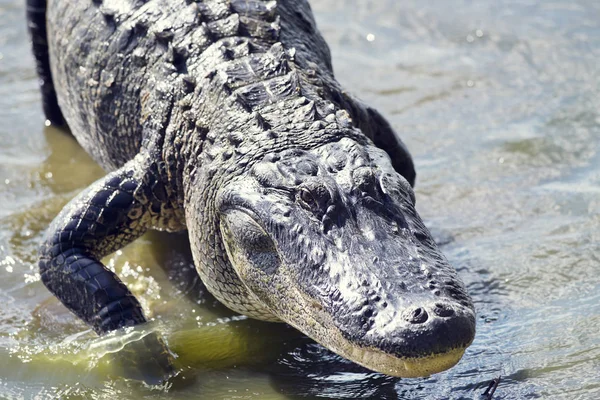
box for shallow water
[1,0,599,398]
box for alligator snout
[381,301,475,357]
[332,299,475,377]
[330,293,474,348]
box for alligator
[27,0,476,379]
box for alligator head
[217,137,475,377]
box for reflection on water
[1,0,600,398]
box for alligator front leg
[39,160,152,332]
[38,154,181,381]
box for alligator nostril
[404,307,429,324]
[433,303,455,317]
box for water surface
[1,0,599,399]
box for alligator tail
[26,0,65,127]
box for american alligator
[28,0,476,378]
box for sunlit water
[1,0,599,399]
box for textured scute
[40,0,474,376]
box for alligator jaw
[346,345,468,378]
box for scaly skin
[30,0,475,379]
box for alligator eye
[299,188,315,207]
[298,187,321,214]
[296,181,332,217]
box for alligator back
[47,0,334,171]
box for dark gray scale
[220,43,290,90]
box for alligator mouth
[334,339,469,378]
[288,318,472,378]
